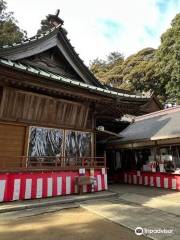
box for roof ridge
[0,24,61,50]
[0,57,149,100]
[135,106,180,122]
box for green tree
[0,0,26,46]
[37,10,63,34]
[90,52,124,84]
[37,17,53,35]
[90,49,161,95]
[156,13,180,104]
[91,14,180,104]
[107,51,124,63]
[120,48,164,100]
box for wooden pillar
[62,129,66,167]
[91,132,95,158]
[92,113,96,158]
[104,150,107,168]
[154,142,157,161]
[23,125,29,168]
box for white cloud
[7,0,180,64]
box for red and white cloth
[0,169,108,202]
[124,171,180,190]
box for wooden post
[55,156,57,167]
[0,87,6,118]
[154,143,157,162]
[23,125,29,168]
[92,113,96,158]
[104,151,107,168]
[62,130,66,167]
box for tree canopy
[90,51,124,84]
[90,13,180,105]
[0,3,179,105]
[156,13,180,104]
[37,16,53,35]
[0,0,26,46]
[90,48,160,94]
[120,48,163,100]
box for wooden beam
[0,87,91,130]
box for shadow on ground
[0,207,147,240]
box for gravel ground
[0,207,148,240]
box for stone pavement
[81,184,180,240]
[1,184,180,240]
[110,184,180,216]
[110,184,180,202]
[0,207,148,240]
[0,191,117,213]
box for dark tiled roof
[111,107,180,143]
[0,22,156,103]
[0,24,103,87]
[0,58,149,100]
[0,25,59,50]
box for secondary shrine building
[107,106,180,191]
[0,12,161,202]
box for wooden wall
[0,122,95,169]
[0,87,95,169]
[0,87,90,130]
[0,123,27,168]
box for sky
[7,0,180,65]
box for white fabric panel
[0,180,6,202]
[156,177,161,187]
[36,178,43,198]
[47,178,53,197]
[66,176,71,194]
[150,176,154,186]
[57,177,62,195]
[164,178,168,188]
[13,179,21,200]
[133,175,137,184]
[104,174,108,190]
[102,168,105,175]
[97,175,102,191]
[172,179,176,189]
[25,179,32,199]
[144,176,148,185]
[139,176,142,184]
[83,184,87,193]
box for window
[65,131,91,158]
[28,127,63,157]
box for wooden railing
[0,156,106,171]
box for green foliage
[0,0,26,46]
[120,48,164,100]
[90,52,124,84]
[107,51,124,63]
[90,49,160,95]
[37,16,54,35]
[90,13,180,104]
[156,13,180,104]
